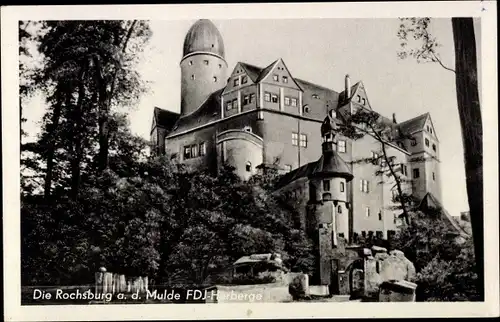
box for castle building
[151,19,443,287]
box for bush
[388,211,479,301]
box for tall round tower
[180,19,228,116]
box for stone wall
[362,246,416,299]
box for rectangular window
[271,93,279,103]
[242,75,248,84]
[292,133,299,146]
[360,179,370,193]
[284,96,290,106]
[376,231,383,239]
[337,140,346,153]
[232,99,238,110]
[273,74,279,82]
[413,168,420,178]
[199,142,206,156]
[226,100,232,110]
[300,134,308,147]
[183,146,191,160]
[340,182,345,192]
[361,231,366,238]
[357,95,361,102]
[282,76,288,83]
[264,92,271,102]
[365,207,370,217]
[243,95,249,105]
[234,78,239,86]
[425,138,430,147]
[401,164,408,176]
[362,98,366,105]
[433,172,436,181]
[291,98,297,107]
[250,93,255,103]
[191,144,198,158]
[378,212,382,221]
[432,144,437,152]
[323,180,330,191]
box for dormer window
[242,75,248,84]
[273,74,279,82]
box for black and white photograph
[2,2,499,320]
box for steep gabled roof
[255,59,279,83]
[153,107,180,131]
[294,78,336,96]
[275,162,317,189]
[338,81,362,105]
[397,112,429,135]
[239,62,264,83]
[167,88,224,137]
[418,192,470,238]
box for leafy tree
[388,209,479,301]
[397,17,483,300]
[22,20,151,199]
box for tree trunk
[43,86,66,200]
[451,17,483,301]
[71,65,87,199]
[95,21,137,172]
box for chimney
[345,74,351,99]
[392,113,397,124]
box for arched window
[246,161,252,172]
[337,205,342,214]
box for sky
[23,18,482,218]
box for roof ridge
[398,112,429,125]
[239,61,263,70]
[294,77,338,93]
